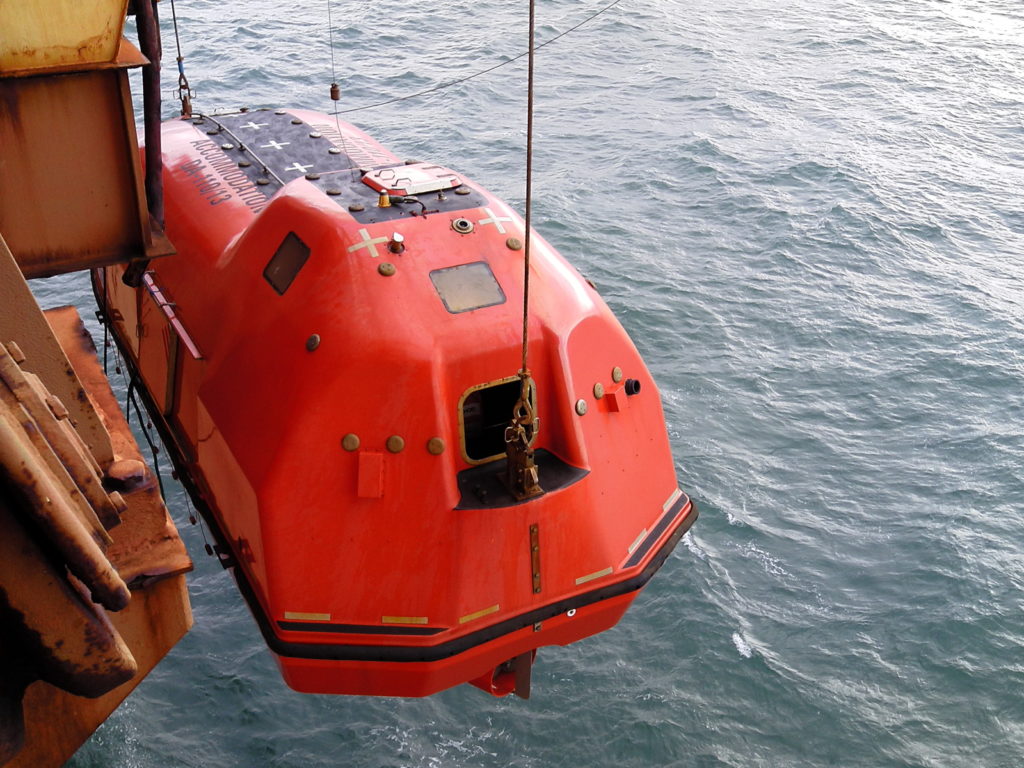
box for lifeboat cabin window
[429,262,506,314]
[263,232,311,295]
[461,378,535,463]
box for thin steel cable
[169,0,184,61]
[325,0,357,177]
[169,0,193,115]
[337,0,622,115]
[521,0,537,376]
[326,0,338,83]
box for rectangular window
[430,261,506,314]
[263,232,311,295]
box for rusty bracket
[530,523,541,595]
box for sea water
[45,0,1024,765]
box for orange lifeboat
[95,108,696,697]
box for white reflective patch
[627,528,648,555]
[663,488,683,512]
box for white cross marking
[260,140,291,150]
[285,162,314,174]
[346,228,389,258]
[478,207,514,234]
[240,121,269,130]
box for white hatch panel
[362,163,462,196]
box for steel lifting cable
[521,0,536,378]
[325,0,357,178]
[336,0,623,116]
[504,0,543,502]
[169,0,193,116]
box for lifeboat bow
[96,107,697,698]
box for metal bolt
[108,491,129,514]
[455,186,471,196]
[5,342,26,363]
[45,395,69,419]
[341,433,360,451]
[107,459,146,488]
[257,178,270,186]
[275,109,286,115]
[206,129,220,135]
[612,366,623,383]
[328,147,343,155]
[349,203,365,212]
[291,118,303,125]
[309,131,323,138]
[386,435,405,453]
[305,173,321,180]
[593,382,605,399]
[378,263,396,277]
[427,437,445,455]
[306,333,320,351]
[575,399,588,416]
[238,160,252,168]
[506,237,523,251]
[326,188,342,196]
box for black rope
[126,375,165,498]
[101,275,109,376]
[336,0,623,115]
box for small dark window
[263,232,311,295]
[462,379,534,462]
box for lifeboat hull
[96,107,696,697]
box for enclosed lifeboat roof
[107,107,697,697]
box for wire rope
[336,0,623,115]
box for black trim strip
[278,621,446,636]
[624,495,686,569]
[255,497,697,663]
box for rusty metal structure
[0,2,192,765]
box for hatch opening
[461,378,535,464]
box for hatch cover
[362,163,461,196]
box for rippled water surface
[43,0,1024,765]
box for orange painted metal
[98,109,696,697]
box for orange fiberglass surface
[94,108,697,698]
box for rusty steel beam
[0,0,173,278]
[0,0,130,71]
[0,307,192,768]
[0,234,114,466]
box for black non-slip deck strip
[623,495,687,569]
